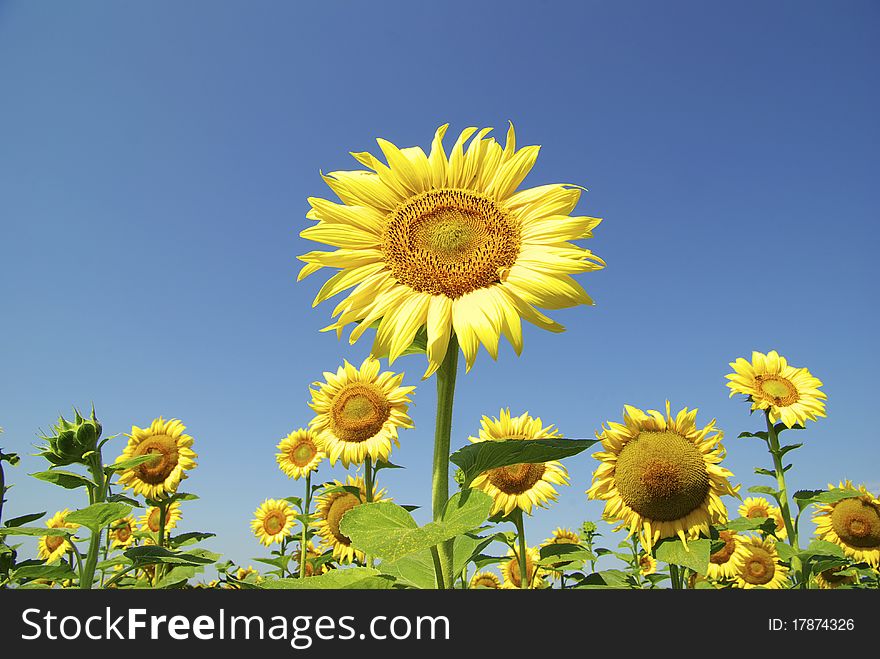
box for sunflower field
[2,125,877,592]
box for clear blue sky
[1,0,877,574]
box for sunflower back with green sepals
[38,406,102,466]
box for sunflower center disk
[135,435,179,484]
[383,189,520,298]
[330,384,391,443]
[487,462,546,495]
[327,494,360,545]
[755,375,799,406]
[613,431,711,522]
[830,499,880,548]
[290,441,317,467]
[263,512,285,536]
[744,551,774,585]
[46,536,64,552]
[147,509,162,532]
[116,524,132,542]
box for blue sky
[1,0,878,576]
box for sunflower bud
[38,406,102,466]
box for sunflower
[298,123,605,377]
[726,350,826,428]
[309,356,414,467]
[469,409,570,516]
[812,481,880,568]
[115,417,197,499]
[109,516,138,549]
[500,546,546,589]
[707,529,748,581]
[638,554,657,576]
[815,567,858,590]
[296,540,330,577]
[738,497,787,540]
[469,571,501,589]
[37,509,79,563]
[233,566,262,585]
[313,475,388,564]
[732,535,790,589]
[587,402,738,551]
[251,499,296,547]
[140,501,183,535]
[276,428,325,479]
[540,527,581,577]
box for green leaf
[380,551,437,589]
[169,531,216,548]
[123,545,215,566]
[753,468,777,478]
[450,438,598,488]
[747,485,778,497]
[717,516,777,534]
[4,512,46,528]
[260,567,395,590]
[106,494,142,507]
[774,543,795,561]
[30,470,96,490]
[252,556,291,571]
[737,430,768,440]
[340,490,492,564]
[374,459,404,472]
[105,454,159,472]
[654,538,711,575]
[0,449,20,466]
[0,526,74,538]
[12,563,78,582]
[66,502,132,532]
[576,569,633,588]
[799,540,846,561]
[778,443,803,457]
[156,565,203,588]
[793,488,863,513]
[538,544,592,567]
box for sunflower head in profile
[731,535,790,589]
[815,567,858,590]
[109,516,138,549]
[726,350,826,428]
[469,571,502,589]
[298,123,605,377]
[738,497,787,540]
[638,553,657,576]
[500,546,546,589]
[276,428,325,480]
[812,481,880,568]
[37,509,79,563]
[297,540,330,578]
[140,501,183,535]
[587,402,738,551]
[115,417,197,499]
[309,357,414,468]
[251,499,296,547]
[313,475,388,564]
[707,529,749,581]
[469,409,569,516]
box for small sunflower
[812,481,880,568]
[500,546,546,589]
[726,350,826,428]
[638,553,657,576]
[815,567,858,590]
[587,402,738,551]
[298,123,605,377]
[109,516,138,549]
[115,417,197,499]
[37,509,79,563]
[738,497,788,540]
[732,536,790,589]
[296,540,330,577]
[540,527,581,577]
[469,571,501,589]
[309,357,414,468]
[276,428,325,479]
[469,409,570,516]
[707,529,749,581]
[251,499,296,547]
[140,501,183,535]
[232,566,262,585]
[313,475,388,564]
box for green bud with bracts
[37,405,102,467]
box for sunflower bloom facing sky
[309,356,414,467]
[109,516,138,549]
[738,497,787,540]
[313,475,388,564]
[297,123,605,376]
[251,499,296,547]
[732,535,790,589]
[726,350,826,428]
[37,509,79,563]
[469,409,569,516]
[587,402,738,551]
[276,428,325,479]
[115,417,197,500]
[812,481,880,568]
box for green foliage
[654,538,711,575]
[66,502,132,532]
[123,545,216,567]
[30,470,96,490]
[260,567,395,589]
[793,488,863,513]
[3,512,46,528]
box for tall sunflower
[500,546,546,589]
[251,499,296,547]
[297,124,605,376]
[37,509,79,563]
[726,350,826,428]
[587,402,738,551]
[276,428,325,479]
[309,356,414,467]
[469,409,569,516]
[812,481,880,568]
[140,501,183,535]
[732,535,790,589]
[109,516,138,549]
[115,417,197,499]
[313,475,388,564]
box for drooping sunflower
[298,124,605,377]
[638,554,657,576]
[587,402,738,551]
[276,428,325,479]
[707,529,748,581]
[37,509,79,563]
[738,497,788,540]
[812,481,880,568]
[140,501,183,535]
[815,567,858,590]
[469,571,501,589]
[726,350,826,428]
[732,535,790,589]
[500,546,546,589]
[296,540,330,577]
[313,475,388,564]
[469,409,570,516]
[251,499,296,547]
[115,417,197,499]
[109,516,138,549]
[309,357,414,468]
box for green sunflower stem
[300,472,312,578]
[364,457,375,569]
[79,453,107,590]
[764,411,805,588]
[669,563,682,590]
[512,510,530,589]
[154,499,169,587]
[432,334,459,589]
